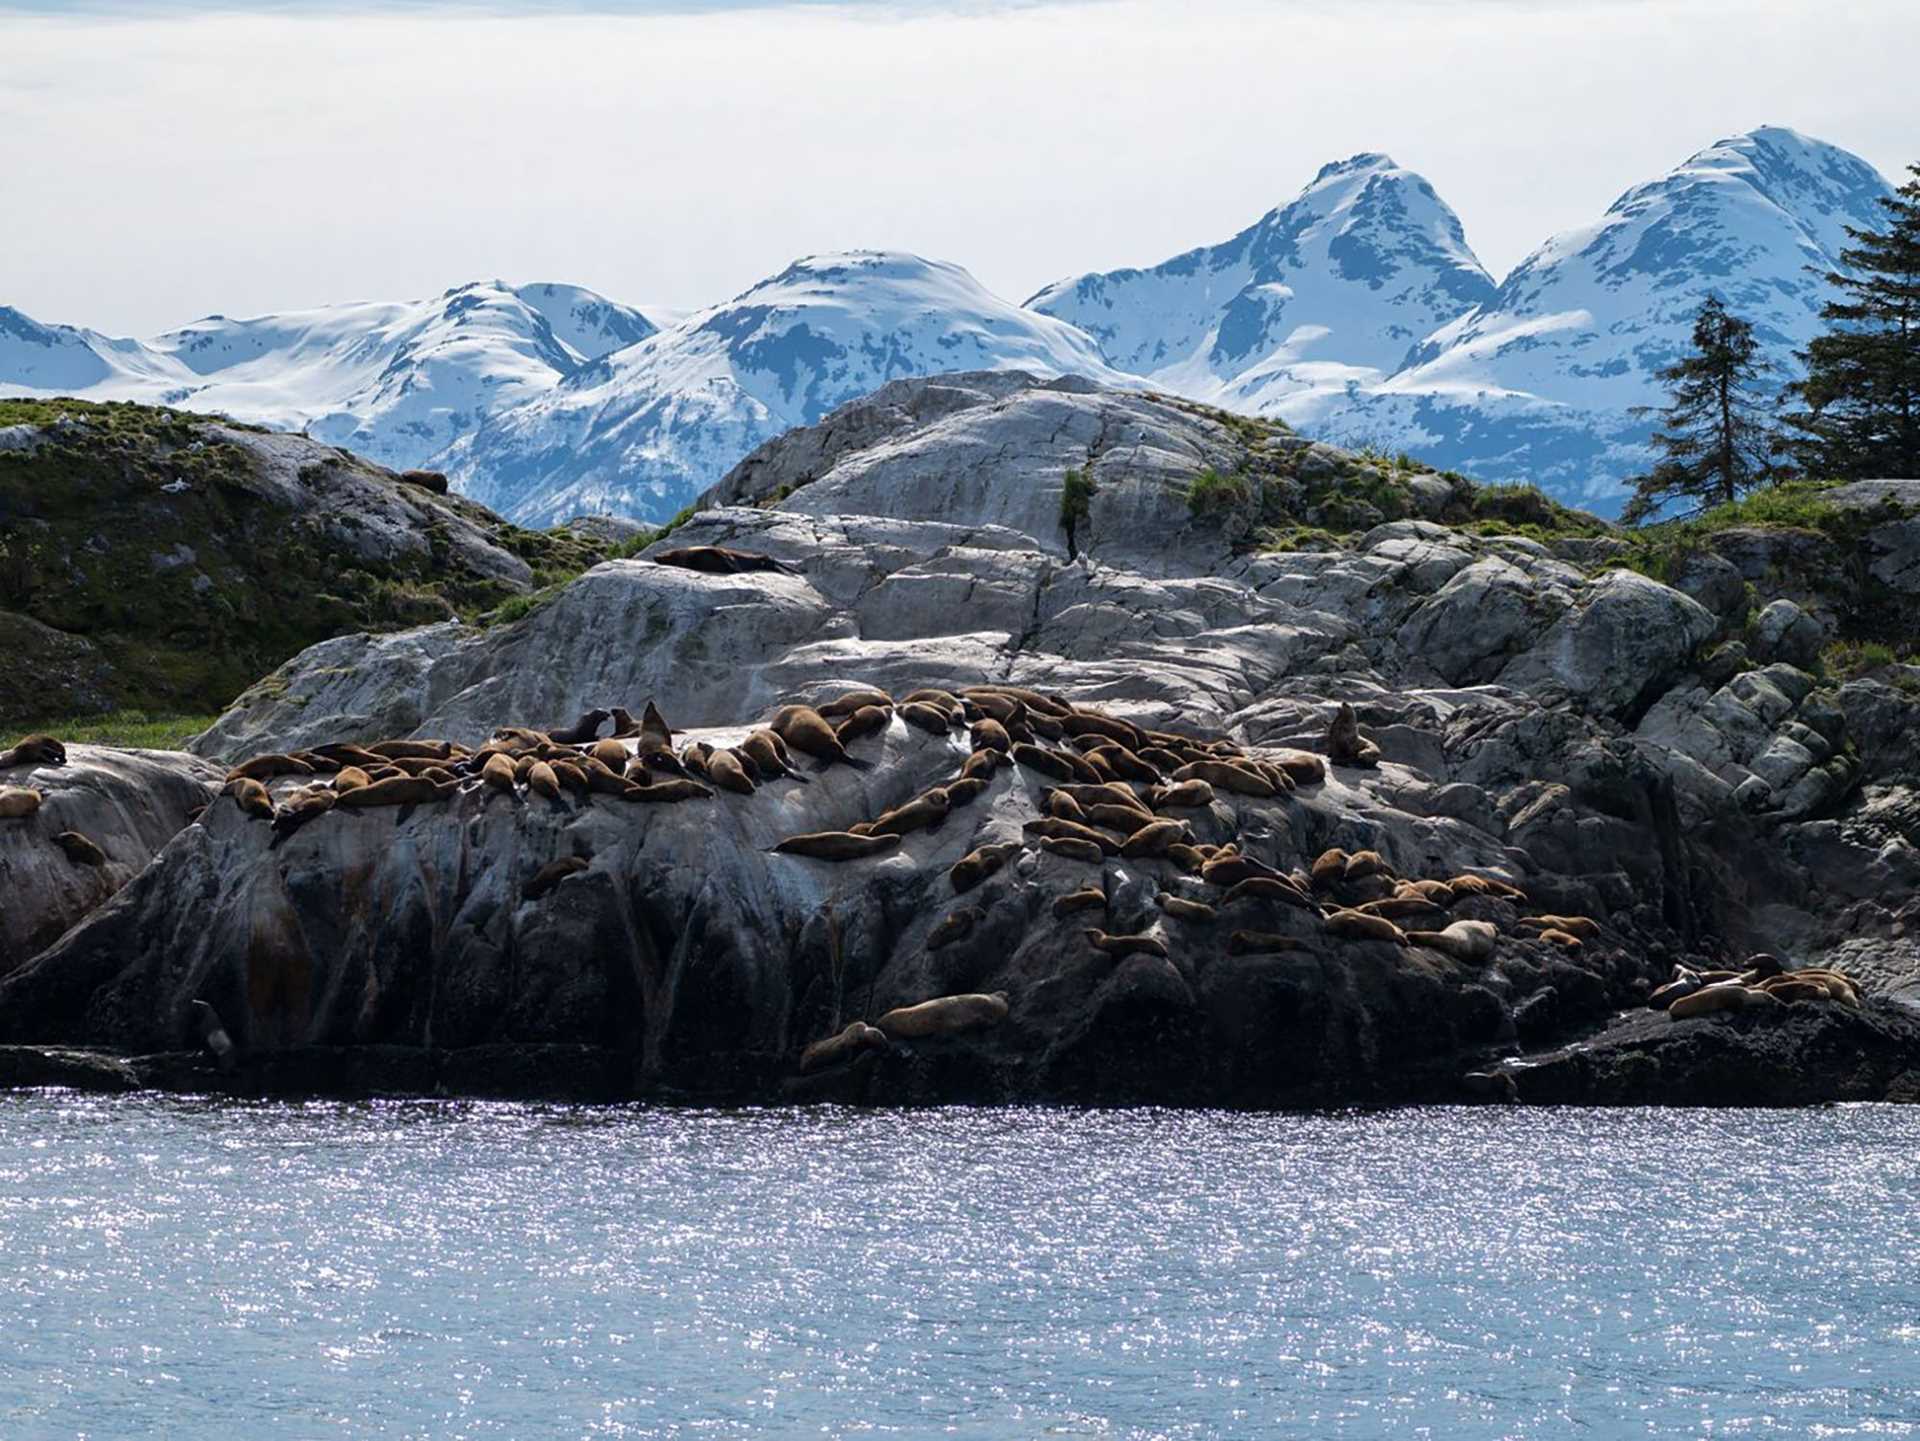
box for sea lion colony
[5,689,1874,1085]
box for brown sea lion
[1158,894,1217,922]
[267,787,336,845]
[227,753,315,783]
[481,753,518,793]
[309,742,385,769]
[1089,744,1162,785]
[773,706,871,771]
[1343,850,1388,881]
[609,707,644,738]
[1404,919,1498,964]
[336,775,456,808]
[653,544,792,575]
[624,777,714,803]
[524,855,589,900]
[927,907,983,951]
[1120,819,1191,858]
[576,756,632,796]
[1077,803,1147,836]
[740,729,810,783]
[900,687,963,713]
[773,830,903,861]
[817,688,894,719]
[1171,759,1277,798]
[798,1020,890,1074]
[1227,930,1311,956]
[636,702,684,773]
[1023,817,1120,855]
[707,749,757,796]
[899,701,958,735]
[589,738,630,772]
[0,786,44,819]
[1517,915,1602,942]
[1758,978,1831,1004]
[1009,742,1075,781]
[1060,712,1147,749]
[1309,848,1351,887]
[1164,843,1209,874]
[950,841,1021,893]
[527,761,563,801]
[960,748,1001,782]
[52,829,106,865]
[834,705,892,746]
[1224,876,1315,910]
[1447,873,1528,902]
[1147,778,1215,810]
[1535,928,1583,951]
[1327,703,1381,768]
[1052,886,1107,917]
[1396,878,1457,905]
[1268,749,1327,787]
[369,739,456,761]
[1085,929,1169,960]
[1646,976,1703,1010]
[1201,854,1282,888]
[547,708,610,745]
[0,734,66,769]
[870,787,949,837]
[960,691,1025,725]
[874,990,1010,1040]
[969,685,1071,718]
[1668,982,1750,1021]
[969,718,1012,754]
[1045,788,1086,820]
[1358,896,1451,929]
[944,776,989,807]
[1323,908,1408,945]
[549,759,591,795]
[226,776,274,819]
[1054,782,1151,813]
[676,740,712,776]
[1039,835,1105,865]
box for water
[1,1098,1916,1440]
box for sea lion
[1668,982,1750,1021]
[1060,712,1147,750]
[547,708,611,745]
[1404,919,1498,964]
[1309,848,1351,887]
[1535,928,1584,951]
[1223,876,1315,910]
[51,829,106,865]
[268,787,336,845]
[1358,896,1451,929]
[1054,782,1150,814]
[336,775,456,807]
[706,749,757,796]
[944,776,989,807]
[1342,850,1388,881]
[1396,878,1457,906]
[1326,702,1381,768]
[0,784,45,820]
[798,1020,890,1074]
[899,701,958,735]
[874,991,1010,1040]
[869,787,949,837]
[900,687,963,714]
[1201,854,1282,888]
[527,760,563,801]
[1120,819,1190,858]
[740,728,809,783]
[576,756,633,796]
[1227,930,1311,956]
[960,748,1001,782]
[226,753,315,783]
[969,718,1012,754]
[513,754,540,785]
[773,706,871,771]
[1023,817,1120,855]
[1323,908,1409,945]
[1088,744,1162,785]
[1158,894,1216,922]
[589,738,630,772]
[676,740,712,776]
[1164,843,1208,874]
[961,691,1025,725]
[653,544,792,575]
[624,777,714,803]
[549,759,590,795]
[1646,976,1703,1010]
[0,734,66,769]
[835,705,892,746]
[772,831,903,861]
[524,855,589,900]
[1052,887,1107,917]
[226,776,274,819]
[1012,743,1078,783]
[1518,915,1602,942]
[369,739,456,761]
[1045,788,1086,821]
[926,907,982,951]
[817,688,894,719]
[1038,835,1104,865]
[1147,779,1214,810]
[190,999,237,1074]
[1078,751,1119,783]
[1758,978,1831,1004]
[609,707,644,738]
[1446,873,1528,902]
[1084,929,1169,960]
[1268,749,1327,787]
[950,841,1021,893]
[1171,759,1277,798]
[968,685,1071,718]
[635,702,684,773]
[481,752,518,793]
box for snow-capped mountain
[1028,153,1496,407]
[1300,127,1896,502]
[0,282,658,471]
[442,251,1135,526]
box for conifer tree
[1786,163,1920,479]
[1621,295,1777,522]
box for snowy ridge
[442,251,1136,525]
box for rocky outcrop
[5,376,1916,1105]
[0,744,223,975]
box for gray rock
[1749,599,1826,670]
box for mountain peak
[1312,151,1397,183]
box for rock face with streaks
[2,375,1916,1104]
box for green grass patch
[7,710,219,752]
[1059,467,1095,531]
[1185,466,1253,515]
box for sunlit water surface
[2,1096,1916,1438]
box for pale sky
[2,0,1914,337]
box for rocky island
[2,374,1916,1105]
